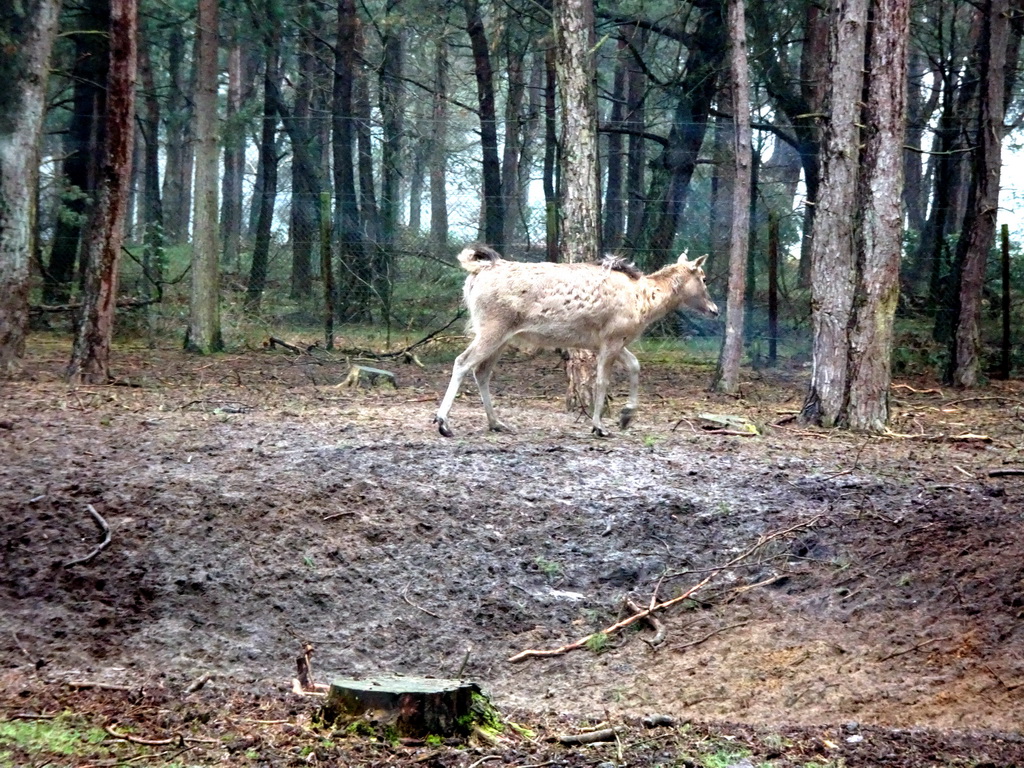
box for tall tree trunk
[377,0,404,325]
[0,0,61,373]
[354,52,379,320]
[332,0,369,322]
[501,34,527,253]
[845,0,910,430]
[464,0,504,250]
[429,37,449,257]
[247,49,280,313]
[638,0,725,266]
[289,23,318,299]
[222,33,244,272]
[602,41,627,252]
[137,34,164,298]
[67,0,137,382]
[186,0,222,353]
[44,0,109,305]
[553,0,601,412]
[162,26,193,246]
[946,0,1008,387]
[623,25,647,249]
[711,0,752,395]
[543,44,558,262]
[800,0,868,427]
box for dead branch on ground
[989,468,1024,477]
[624,597,666,647]
[64,504,112,568]
[555,727,623,744]
[508,516,821,663]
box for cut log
[343,365,397,389]
[321,676,484,739]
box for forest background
[1,0,1023,431]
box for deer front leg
[617,348,641,430]
[434,333,505,437]
[591,347,617,437]
[474,345,512,433]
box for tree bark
[221,32,244,272]
[800,0,868,427]
[377,0,404,324]
[553,0,601,412]
[464,0,504,250]
[246,48,280,314]
[429,38,449,257]
[67,0,138,383]
[637,0,725,267]
[137,35,164,297]
[162,26,194,246]
[946,0,1008,387]
[0,0,61,373]
[43,0,109,305]
[845,0,910,431]
[186,0,222,353]
[602,41,627,252]
[332,0,370,322]
[711,0,752,395]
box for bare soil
[2,336,1024,767]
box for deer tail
[457,244,503,274]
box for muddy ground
[2,334,1023,767]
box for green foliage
[0,716,109,761]
[585,631,610,654]
[533,556,562,581]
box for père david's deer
[433,244,719,437]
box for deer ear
[683,254,707,269]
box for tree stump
[321,676,484,739]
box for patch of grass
[696,746,752,768]
[0,715,109,760]
[585,632,610,654]
[533,556,562,581]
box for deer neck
[641,266,685,323]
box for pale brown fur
[434,244,719,437]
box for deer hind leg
[434,331,506,437]
[474,343,511,432]
[591,345,621,437]
[617,348,641,429]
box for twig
[673,621,751,651]
[402,583,445,619]
[322,511,356,521]
[877,635,951,662]
[66,681,136,691]
[989,469,1024,477]
[64,504,112,567]
[184,673,212,694]
[467,756,502,768]
[105,724,180,746]
[508,516,821,663]
[981,662,1024,691]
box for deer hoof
[489,422,513,434]
[433,415,454,438]
[619,407,636,430]
[591,425,611,438]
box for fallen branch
[268,336,306,354]
[555,727,622,745]
[625,597,666,647]
[508,516,821,663]
[988,469,1024,478]
[64,504,112,568]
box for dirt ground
[2,334,1024,767]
